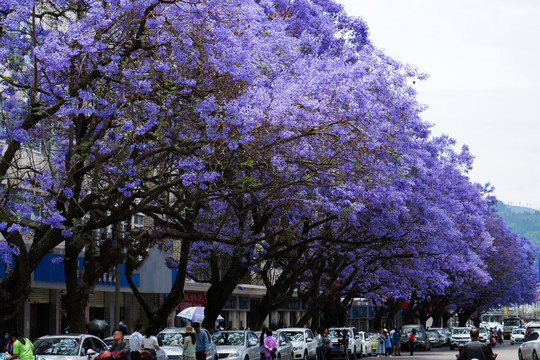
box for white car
[212,330,260,360]
[157,327,217,360]
[357,332,371,357]
[278,328,317,360]
[449,327,471,350]
[478,327,489,343]
[511,328,526,345]
[34,334,108,360]
[253,331,293,360]
[519,330,540,360]
[327,327,365,359]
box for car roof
[214,330,252,333]
[278,328,309,332]
[37,334,97,339]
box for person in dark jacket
[457,329,494,360]
[111,329,131,352]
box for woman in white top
[142,326,160,360]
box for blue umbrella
[176,306,225,322]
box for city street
[381,342,518,360]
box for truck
[502,318,523,339]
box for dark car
[400,325,430,351]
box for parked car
[400,325,430,351]
[367,333,378,356]
[211,330,260,360]
[253,331,293,360]
[449,327,471,350]
[519,330,540,360]
[327,327,364,359]
[34,334,108,360]
[429,328,450,346]
[278,328,316,360]
[103,335,167,360]
[157,327,217,360]
[425,330,443,347]
[356,332,371,357]
[511,328,526,345]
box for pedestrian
[129,323,144,360]
[392,328,401,356]
[323,329,332,360]
[6,332,33,360]
[259,326,268,360]
[263,329,278,360]
[376,330,385,357]
[340,330,349,360]
[111,328,130,353]
[315,329,325,360]
[3,331,14,355]
[193,323,209,360]
[384,329,392,356]
[457,328,493,360]
[119,320,129,336]
[408,329,416,356]
[183,326,197,360]
[142,326,159,360]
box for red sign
[178,291,206,310]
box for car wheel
[450,344,454,350]
[277,354,281,360]
[534,351,539,360]
[303,351,307,360]
[518,350,523,360]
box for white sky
[337,0,540,210]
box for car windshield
[452,328,470,335]
[426,331,437,336]
[34,338,80,356]
[503,319,521,327]
[212,332,245,346]
[479,328,487,334]
[157,333,184,346]
[282,332,304,342]
[328,330,351,339]
[513,329,525,334]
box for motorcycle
[490,334,497,347]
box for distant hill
[496,202,540,249]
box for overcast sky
[337,0,540,210]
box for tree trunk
[202,258,249,331]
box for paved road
[369,342,518,359]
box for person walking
[384,329,392,356]
[408,329,416,356]
[323,329,332,360]
[142,326,159,360]
[130,323,144,360]
[3,331,14,356]
[111,329,131,353]
[376,330,385,357]
[457,328,493,360]
[7,332,33,360]
[183,326,197,360]
[315,329,325,360]
[340,330,349,360]
[392,328,401,356]
[259,326,268,360]
[194,323,209,360]
[263,329,278,360]
[119,320,129,336]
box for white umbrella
[176,306,225,322]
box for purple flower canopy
[0,0,536,318]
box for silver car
[212,330,260,360]
[519,330,540,360]
[34,334,108,360]
[157,327,217,360]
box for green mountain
[496,202,540,249]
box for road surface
[376,342,518,359]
